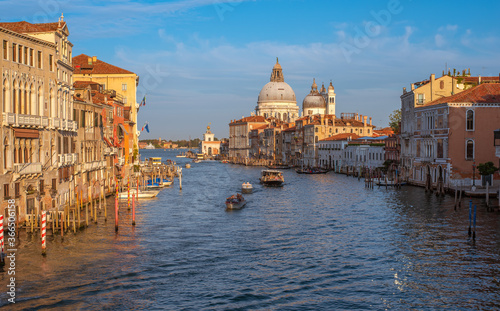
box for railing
[14,162,42,175]
[52,117,61,128]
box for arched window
[466,110,474,131]
[466,139,474,160]
[12,80,16,113]
[2,79,8,113]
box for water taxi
[225,194,246,210]
[118,189,160,199]
[260,170,284,187]
[241,182,253,194]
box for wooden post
[468,200,472,236]
[115,186,119,232]
[486,182,489,207]
[473,204,477,241]
[132,193,136,226]
[41,211,46,256]
[103,186,107,222]
[85,191,88,227]
[72,209,76,233]
[60,212,63,238]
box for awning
[14,128,39,139]
[118,123,128,135]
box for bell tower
[327,81,336,115]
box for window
[2,40,7,60]
[24,47,28,65]
[12,43,16,62]
[52,178,56,190]
[29,49,33,66]
[37,51,42,68]
[417,93,424,105]
[15,182,20,198]
[466,140,474,160]
[123,97,127,104]
[466,110,474,131]
[437,139,443,158]
[122,83,127,91]
[18,45,22,63]
[437,115,443,128]
[49,54,53,71]
[40,180,44,194]
[416,140,421,157]
[4,184,9,198]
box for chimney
[87,57,92,65]
[92,56,97,63]
[411,83,415,91]
[478,75,481,85]
[430,73,435,82]
[369,117,372,126]
[364,116,367,127]
[403,87,406,94]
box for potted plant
[477,161,498,186]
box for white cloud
[435,34,446,47]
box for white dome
[258,81,296,103]
[303,93,326,110]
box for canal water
[1,149,499,310]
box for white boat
[185,163,191,168]
[118,189,159,199]
[145,143,155,149]
[241,182,253,194]
[225,194,246,210]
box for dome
[302,93,326,109]
[303,79,326,109]
[258,81,296,103]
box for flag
[141,121,149,133]
[138,95,146,112]
[145,123,149,133]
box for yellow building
[72,54,139,164]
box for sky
[2,0,500,140]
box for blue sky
[3,0,500,140]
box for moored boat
[118,189,160,199]
[266,164,292,169]
[185,163,191,168]
[241,182,253,193]
[225,194,246,210]
[260,170,284,187]
[295,167,328,174]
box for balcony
[14,162,42,175]
[83,160,106,171]
[52,117,61,128]
[3,112,15,125]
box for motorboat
[225,194,246,210]
[295,167,328,174]
[241,182,253,194]
[185,163,191,169]
[118,189,159,199]
[260,170,284,187]
[146,177,173,189]
[266,164,292,170]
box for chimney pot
[93,56,97,62]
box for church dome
[303,79,326,109]
[257,58,296,103]
[258,81,296,103]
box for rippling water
[1,149,499,310]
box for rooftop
[73,54,135,75]
[423,83,500,106]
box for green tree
[388,109,401,133]
[477,162,498,176]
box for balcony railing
[14,162,42,175]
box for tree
[477,162,498,176]
[388,109,401,133]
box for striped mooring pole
[0,215,4,265]
[127,177,130,210]
[41,211,47,256]
[132,193,136,226]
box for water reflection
[0,149,499,310]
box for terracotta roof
[91,91,107,105]
[334,118,374,127]
[0,21,66,33]
[462,76,499,84]
[374,127,394,136]
[231,116,266,124]
[73,54,135,75]
[252,124,268,130]
[73,81,101,89]
[423,83,500,107]
[282,126,296,132]
[320,133,360,142]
